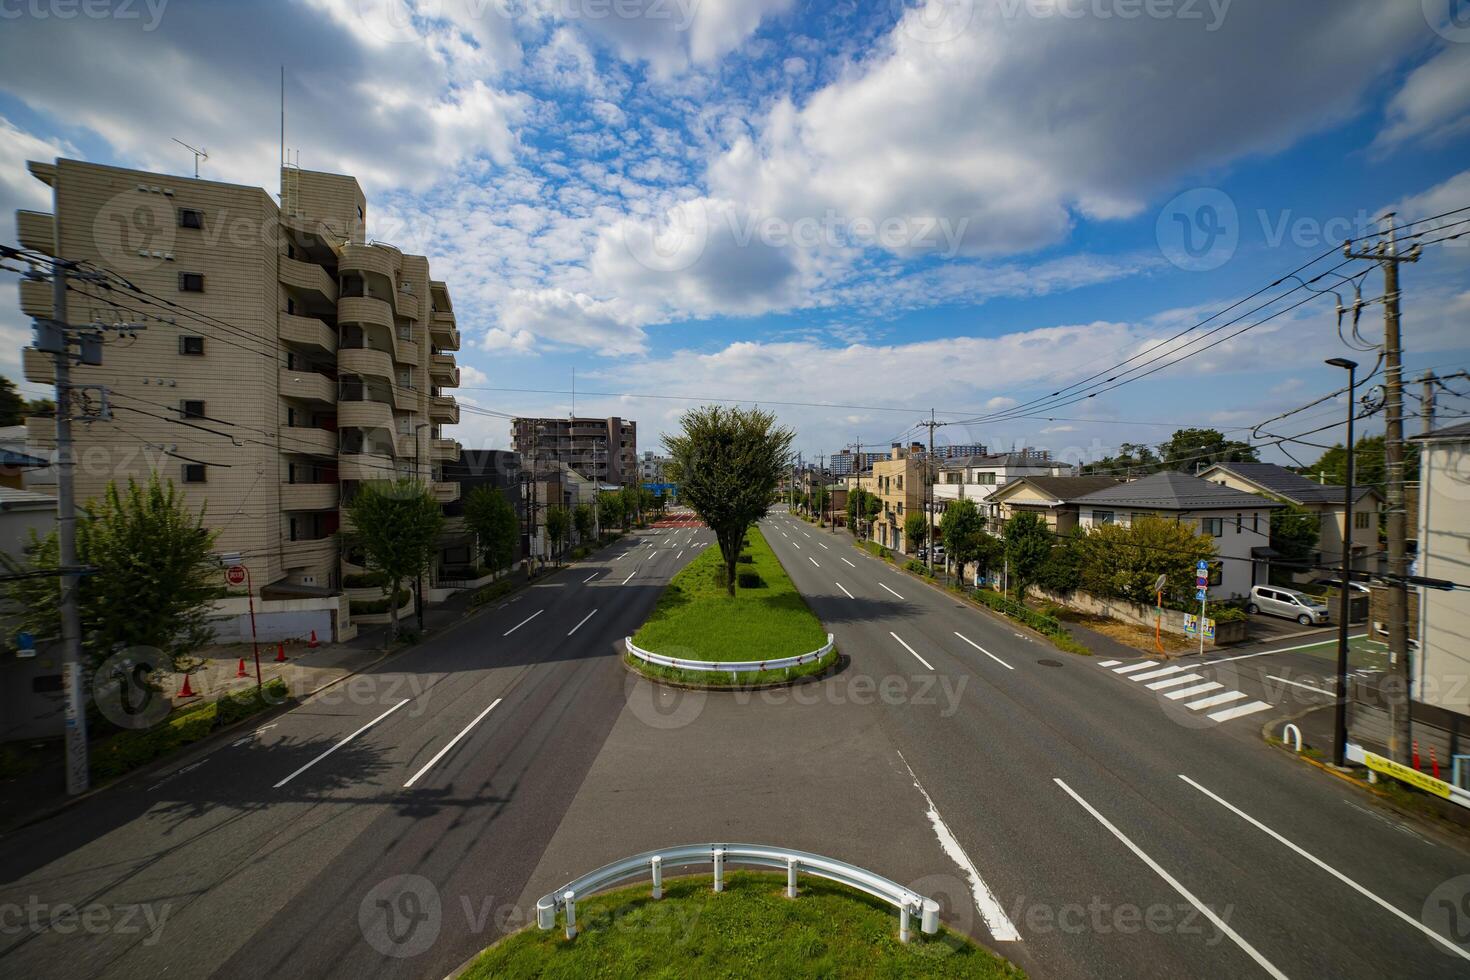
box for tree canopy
[343,480,444,637]
[1002,511,1053,599]
[463,486,518,574]
[664,405,794,596]
[1307,435,1417,497]
[1083,428,1259,476]
[1076,515,1215,606]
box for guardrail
[624,634,835,677]
[535,844,940,942]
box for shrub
[738,554,754,564]
[344,571,389,589]
[904,559,933,578]
[93,678,288,780]
[570,546,590,561]
[349,589,411,615]
[470,576,523,609]
[737,571,765,588]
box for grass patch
[633,526,828,664]
[966,587,1090,656]
[859,540,895,562]
[91,678,289,780]
[460,871,1023,980]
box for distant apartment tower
[830,449,888,477]
[934,443,988,460]
[511,416,637,487]
[18,157,464,603]
[639,451,671,483]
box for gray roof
[940,452,1056,470]
[1411,420,1470,442]
[0,486,56,510]
[997,475,1125,503]
[0,447,48,468]
[1201,461,1376,504]
[1072,470,1284,511]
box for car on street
[1247,585,1331,626]
[1308,577,1371,594]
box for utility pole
[1345,215,1420,764]
[915,412,942,574]
[1421,372,1435,437]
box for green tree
[811,484,830,522]
[846,487,866,535]
[0,376,24,426]
[1076,515,1215,605]
[1157,427,1259,472]
[1,474,222,671]
[463,487,518,576]
[573,503,595,544]
[1002,512,1053,599]
[1037,527,1086,594]
[1082,442,1159,476]
[941,497,986,579]
[664,405,794,595]
[1308,435,1417,498]
[343,480,445,639]
[598,491,623,536]
[1270,503,1320,568]
[620,484,641,528]
[545,506,571,562]
[903,511,928,553]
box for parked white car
[1247,585,1330,626]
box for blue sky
[2,0,1468,466]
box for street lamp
[1326,356,1357,768]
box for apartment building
[638,451,671,483]
[17,157,463,609]
[870,442,930,553]
[933,449,1068,530]
[511,416,636,487]
[830,449,887,477]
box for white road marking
[900,751,1020,942]
[567,609,598,635]
[1130,665,1187,682]
[275,699,410,789]
[1195,633,1366,664]
[1180,774,1470,963]
[1206,700,1273,722]
[676,550,684,561]
[1165,681,1223,700]
[879,582,905,600]
[404,699,503,788]
[1146,673,1205,691]
[793,542,801,550]
[1184,691,1247,711]
[953,632,1014,670]
[840,557,855,568]
[583,573,598,584]
[504,610,543,636]
[616,552,627,561]
[818,542,829,550]
[622,569,637,584]
[1113,662,1158,674]
[890,632,933,670]
[837,582,855,599]
[1055,778,1286,979]
[808,556,820,567]
[1097,660,1121,667]
[1267,674,1335,697]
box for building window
[1354,511,1372,530]
[178,208,204,229]
[180,400,206,419]
[178,272,204,292]
[1235,513,1242,533]
[1092,510,1115,525]
[178,335,204,356]
[1208,564,1223,587]
[182,464,206,483]
[1200,517,1224,537]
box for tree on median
[343,479,444,639]
[664,405,794,596]
[463,486,518,577]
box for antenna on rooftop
[172,138,208,179]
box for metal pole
[927,410,935,574]
[53,259,89,796]
[1330,359,1357,768]
[246,565,262,688]
[1198,592,1206,658]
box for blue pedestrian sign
[1195,588,1208,601]
[1196,560,1209,571]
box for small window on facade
[180,400,206,419]
[1235,513,1242,533]
[178,335,204,355]
[1092,510,1115,525]
[1200,517,1224,537]
[1355,511,1372,530]
[178,208,204,229]
[178,272,204,292]
[1208,565,1223,587]
[182,464,206,483]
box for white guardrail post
[535,843,940,944]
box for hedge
[349,589,411,615]
[344,571,389,589]
[969,587,1090,655]
[469,575,525,609]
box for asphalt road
[2,511,1467,979]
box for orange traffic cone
[236,657,247,678]
[1431,746,1441,781]
[307,629,320,649]
[1413,740,1422,771]
[275,642,287,663]
[178,673,195,698]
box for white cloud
[1377,42,1470,148]
[566,0,794,76]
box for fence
[624,634,835,677]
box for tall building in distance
[511,416,637,487]
[829,449,887,477]
[933,443,988,460]
[19,157,464,603]
[638,451,671,483]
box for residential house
[1410,421,1470,730]
[1069,471,1283,598]
[933,449,1070,532]
[871,442,929,553]
[1198,461,1382,574]
[988,475,1126,533]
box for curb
[621,648,846,692]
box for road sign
[225,565,247,587]
[1197,559,1209,571]
[15,631,35,659]
[1195,588,1207,601]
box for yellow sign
[1362,749,1453,800]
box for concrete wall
[1417,436,1468,718]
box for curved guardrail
[624,634,835,674]
[535,843,941,942]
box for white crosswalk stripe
[1098,659,1272,725]
[1146,673,1205,691]
[1207,700,1273,722]
[1184,691,1247,711]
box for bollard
[713,848,724,892]
[921,898,940,935]
[786,857,798,899]
[564,890,577,940]
[899,904,911,943]
[535,895,555,930]
[651,855,663,899]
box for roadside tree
[1002,512,1052,599]
[463,487,518,576]
[343,480,445,639]
[1076,515,1214,606]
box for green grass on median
[458,872,1025,980]
[632,526,828,664]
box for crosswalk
[1095,659,1273,725]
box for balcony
[390,385,419,413]
[429,395,459,424]
[19,279,50,318]
[22,346,53,385]
[281,483,338,511]
[339,453,400,482]
[395,335,420,367]
[279,367,336,406]
[431,438,461,462]
[430,319,460,351]
[396,288,419,320]
[279,255,338,304]
[280,313,337,356]
[281,536,335,569]
[338,346,395,383]
[280,426,337,457]
[337,398,397,436]
[337,295,393,332]
[432,481,461,504]
[17,210,54,254]
[338,243,398,283]
[430,352,458,385]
